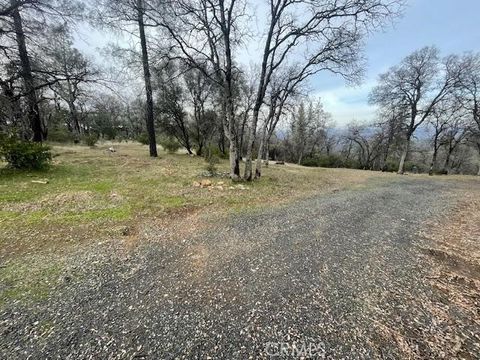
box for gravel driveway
[1,176,478,359]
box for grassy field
[0,142,391,260]
[1,142,478,308]
[1,141,394,305]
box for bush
[0,138,52,170]
[159,136,181,153]
[47,128,75,143]
[382,160,399,172]
[205,144,229,159]
[136,133,150,145]
[205,154,220,175]
[404,161,427,173]
[83,134,98,147]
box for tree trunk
[137,0,157,157]
[67,100,81,141]
[244,107,260,180]
[254,122,268,179]
[429,135,439,176]
[11,1,43,142]
[443,146,453,174]
[223,94,240,179]
[428,149,437,176]
[264,140,270,165]
[397,135,411,174]
[477,145,480,176]
[297,151,304,165]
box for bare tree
[457,53,480,175]
[254,67,311,178]
[344,122,384,170]
[184,68,215,156]
[150,0,247,179]
[93,0,158,156]
[427,99,463,175]
[9,0,42,141]
[39,25,98,140]
[374,103,406,171]
[242,0,404,180]
[1,0,83,141]
[440,115,469,174]
[370,47,461,174]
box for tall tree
[152,0,247,179]
[427,99,462,175]
[184,68,216,156]
[1,0,84,141]
[457,53,480,175]
[137,0,157,156]
[243,0,404,180]
[10,0,42,141]
[370,47,461,174]
[40,25,98,139]
[94,0,158,156]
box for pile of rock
[193,180,248,191]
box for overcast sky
[75,0,480,126]
[313,0,480,126]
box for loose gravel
[1,176,478,359]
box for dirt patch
[415,188,480,358]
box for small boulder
[200,179,212,187]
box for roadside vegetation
[0,141,391,306]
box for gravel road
[1,176,478,359]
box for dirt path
[1,177,479,358]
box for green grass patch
[60,206,132,223]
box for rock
[121,226,131,236]
[192,181,201,187]
[216,186,224,190]
[200,179,212,187]
[31,179,49,184]
[217,181,225,186]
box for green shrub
[0,138,52,170]
[381,160,398,172]
[404,161,427,173]
[83,134,98,147]
[205,154,220,175]
[136,133,150,145]
[47,128,75,143]
[205,144,229,159]
[159,137,181,153]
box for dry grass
[0,141,394,306]
[413,188,480,358]
[0,141,389,263]
[420,187,480,309]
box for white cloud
[313,80,377,126]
